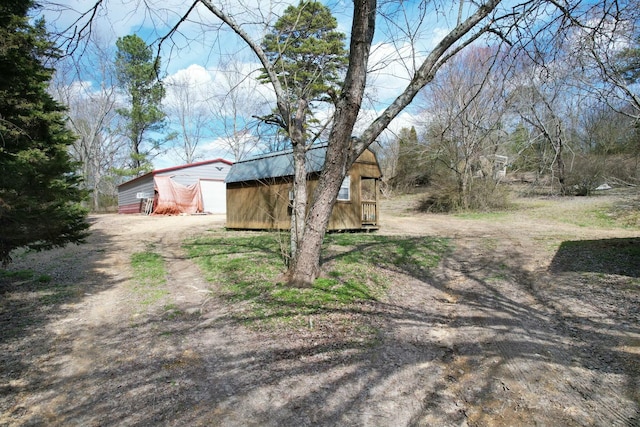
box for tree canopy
[261,0,348,106]
[0,0,89,265]
[115,34,166,175]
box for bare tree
[568,1,640,120]
[500,9,614,196]
[209,58,272,161]
[506,54,581,195]
[419,46,508,209]
[51,39,128,211]
[165,70,210,164]
[580,102,636,154]
[503,0,639,194]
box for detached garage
[118,159,232,215]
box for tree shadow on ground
[549,237,640,277]
[0,220,123,423]
[2,230,639,426]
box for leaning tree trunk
[284,141,351,286]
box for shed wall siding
[119,201,147,214]
[118,160,232,214]
[225,148,381,230]
[328,175,360,230]
[226,179,292,230]
[118,177,154,214]
[226,175,362,231]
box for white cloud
[195,135,235,159]
[167,64,212,85]
[163,64,214,107]
[364,24,449,104]
[366,42,416,102]
[164,59,275,107]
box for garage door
[200,180,226,214]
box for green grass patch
[0,269,79,308]
[36,274,52,283]
[516,197,638,229]
[184,232,452,326]
[571,207,620,228]
[130,250,168,305]
[604,197,640,228]
[38,284,77,305]
[163,303,185,320]
[324,233,451,276]
[0,269,34,280]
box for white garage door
[200,180,226,214]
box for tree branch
[198,0,291,129]
[355,0,502,155]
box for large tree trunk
[288,100,309,265]
[284,139,352,285]
[283,0,377,287]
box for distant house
[118,158,233,215]
[225,145,382,231]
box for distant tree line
[383,40,640,211]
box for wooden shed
[118,158,233,215]
[225,145,381,231]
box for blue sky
[40,0,459,168]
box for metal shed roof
[225,144,329,184]
[118,158,233,188]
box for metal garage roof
[225,144,328,184]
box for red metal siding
[118,201,144,214]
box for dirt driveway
[1,194,639,426]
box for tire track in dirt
[380,200,639,426]
[437,233,638,427]
[525,270,640,427]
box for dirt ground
[1,192,639,426]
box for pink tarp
[153,175,203,215]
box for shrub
[418,174,510,213]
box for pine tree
[261,0,348,115]
[258,1,348,264]
[616,35,640,84]
[115,34,166,175]
[0,0,89,265]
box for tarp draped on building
[153,175,203,215]
[117,159,232,215]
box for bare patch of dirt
[1,192,639,426]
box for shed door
[200,180,226,213]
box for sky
[39,0,457,168]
